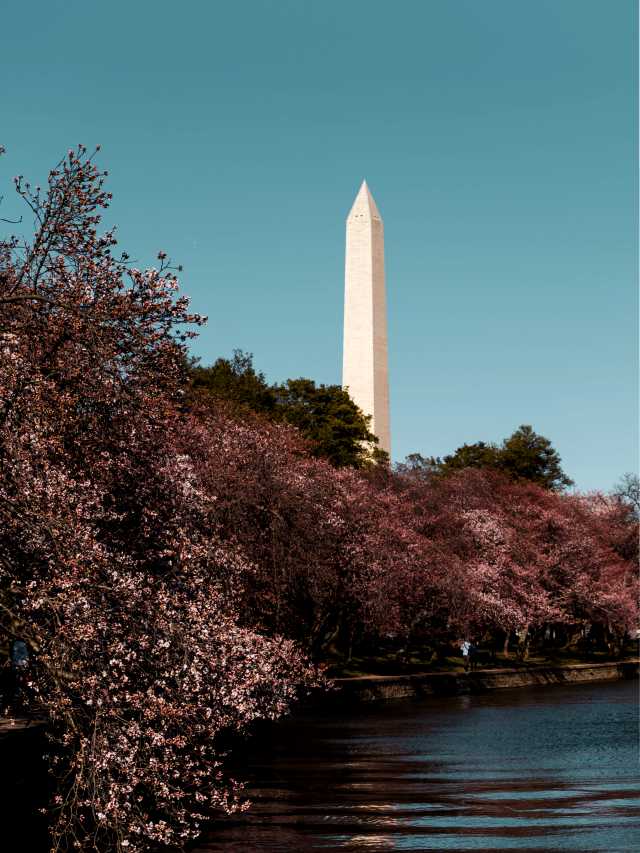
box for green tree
[497,424,573,490]
[188,350,277,415]
[439,441,500,475]
[412,425,572,491]
[274,377,381,468]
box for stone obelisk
[342,180,391,457]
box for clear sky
[1,0,637,490]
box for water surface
[197,680,639,852]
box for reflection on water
[196,680,639,851]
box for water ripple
[196,680,639,852]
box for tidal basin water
[197,680,639,852]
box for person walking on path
[460,639,472,672]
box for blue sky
[1,0,636,490]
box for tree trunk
[517,624,530,661]
[347,626,355,663]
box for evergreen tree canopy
[440,441,500,473]
[404,425,573,491]
[274,377,380,468]
[188,350,277,415]
[497,424,573,490]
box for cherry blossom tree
[176,405,431,655]
[0,147,317,853]
[391,467,638,652]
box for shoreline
[2,663,635,853]
[328,659,639,704]
[2,660,637,736]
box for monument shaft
[342,181,391,457]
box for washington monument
[342,180,391,457]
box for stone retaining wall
[332,660,639,703]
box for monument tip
[348,179,382,222]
